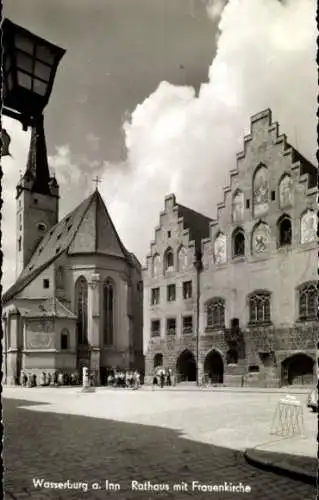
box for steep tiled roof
[177,203,213,249]
[3,190,137,303]
[290,147,317,189]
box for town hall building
[2,120,143,385]
[143,109,318,387]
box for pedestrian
[166,369,171,387]
[20,371,25,387]
[160,370,165,388]
[58,372,64,386]
[40,372,45,386]
[134,370,140,390]
[152,372,158,390]
[47,373,52,386]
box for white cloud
[104,0,316,267]
[2,0,316,292]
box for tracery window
[299,283,317,320]
[103,278,114,345]
[75,276,88,345]
[249,291,271,323]
[206,298,225,328]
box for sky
[1,0,317,292]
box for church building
[2,120,143,385]
[143,109,318,387]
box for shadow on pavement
[3,398,316,500]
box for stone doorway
[176,349,197,382]
[204,349,224,384]
[281,353,314,385]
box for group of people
[105,369,141,389]
[152,368,174,388]
[19,370,80,388]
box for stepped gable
[3,190,137,303]
[176,202,213,250]
[214,109,317,216]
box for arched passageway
[204,349,224,384]
[281,353,314,385]
[176,350,197,382]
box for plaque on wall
[252,222,271,254]
[279,174,293,207]
[253,166,269,217]
[178,246,188,271]
[152,255,161,277]
[232,190,244,223]
[26,330,55,350]
[301,209,316,244]
[214,233,227,264]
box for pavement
[3,385,317,486]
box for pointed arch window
[75,276,88,345]
[278,215,292,247]
[103,278,114,345]
[232,228,245,258]
[249,291,271,324]
[299,282,317,321]
[206,298,225,329]
[164,247,174,272]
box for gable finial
[92,175,102,191]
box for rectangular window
[18,237,21,252]
[246,199,250,209]
[151,287,160,305]
[271,191,276,201]
[167,230,171,238]
[166,318,176,335]
[151,320,160,337]
[183,281,192,299]
[167,284,176,302]
[183,316,193,334]
[43,279,50,289]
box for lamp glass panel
[15,33,34,55]
[6,72,14,91]
[34,61,51,82]
[18,71,32,90]
[33,78,48,96]
[4,55,11,72]
[36,44,56,65]
[16,50,33,73]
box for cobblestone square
[3,388,317,499]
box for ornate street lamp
[2,18,65,130]
[193,249,203,386]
